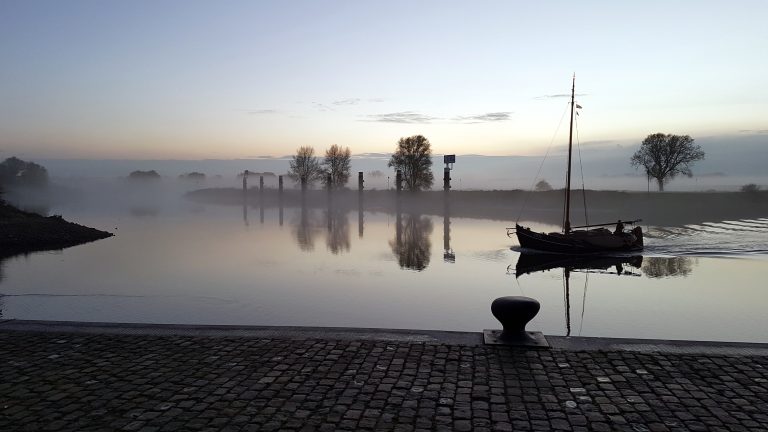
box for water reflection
[443,199,455,263]
[514,254,643,278]
[325,201,350,254]
[514,253,643,336]
[129,207,159,218]
[358,195,364,238]
[242,198,248,226]
[293,200,319,251]
[390,212,433,271]
[642,256,696,278]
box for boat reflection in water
[512,252,643,336]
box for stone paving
[1,330,767,432]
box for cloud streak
[332,97,386,106]
[452,112,512,123]
[535,93,587,100]
[366,111,438,124]
[366,111,513,124]
[333,98,362,106]
[312,102,335,112]
[243,109,277,115]
[739,129,768,134]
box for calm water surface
[2,197,767,343]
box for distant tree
[388,135,434,191]
[631,133,704,191]
[0,157,49,187]
[178,172,206,181]
[288,146,323,190]
[128,170,161,181]
[322,144,352,189]
[534,179,553,192]
[741,183,761,193]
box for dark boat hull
[515,224,643,254]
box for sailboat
[511,76,644,254]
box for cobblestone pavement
[1,330,767,431]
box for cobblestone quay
[1,326,767,431]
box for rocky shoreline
[0,201,113,258]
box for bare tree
[322,144,352,189]
[387,135,434,191]
[631,133,704,191]
[288,146,322,190]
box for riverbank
[0,201,113,258]
[1,321,766,431]
[186,188,768,227]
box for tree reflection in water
[325,206,350,254]
[390,213,433,271]
[293,201,320,252]
[642,256,695,278]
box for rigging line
[564,270,571,337]
[578,272,588,337]
[575,114,589,226]
[515,101,570,224]
[562,271,567,329]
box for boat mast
[564,74,575,233]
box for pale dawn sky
[1,1,766,159]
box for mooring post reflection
[358,195,364,239]
[358,171,364,238]
[278,175,284,227]
[242,197,248,226]
[391,206,433,271]
[443,195,454,263]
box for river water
[2,194,767,343]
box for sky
[1,1,767,160]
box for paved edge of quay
[2,319,768,356]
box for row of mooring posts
[241,167,450,198]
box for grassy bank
[0,200,113,259]
[186,188,768,227]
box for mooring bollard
[484,296,549,347]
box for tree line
[288,135,435,191]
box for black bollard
[484,296,549,347]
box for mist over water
[2,173,767,342]
[28,133,768,192]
